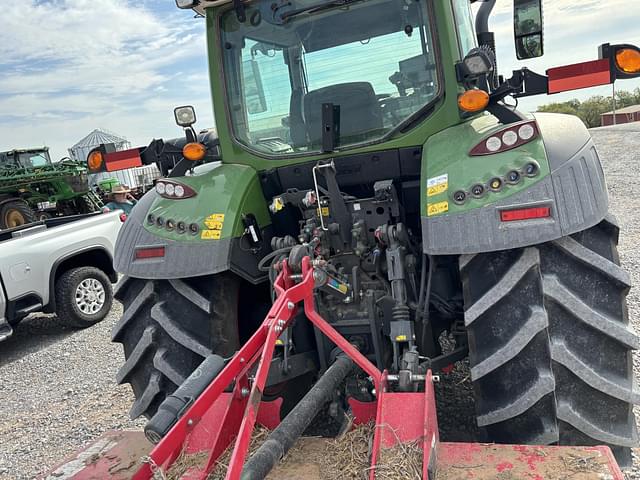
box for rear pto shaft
[240,355,355,480]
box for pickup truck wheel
[112,274,239,420]
[55,267,113,328]
[0,200,35,229]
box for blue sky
[0,0,638,160]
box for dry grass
[207,425,270,480]
[153,420,424,480]
[165,451,208,480]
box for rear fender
[421,113,607,254]
[113,163,272,283]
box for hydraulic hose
[144,354,226,444]
[240,355,355,480]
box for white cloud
[0,0,212,159]
[1,0,639,159]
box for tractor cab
[218,0,444,155]
[0,148,52,170]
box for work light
[174,105,197,127]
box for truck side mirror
[513,0,544,60]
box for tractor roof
[1,147,49,155]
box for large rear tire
[460,216,638,467]
[0,200,35,229]
[112,273,240,420]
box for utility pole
[612,82,617,125]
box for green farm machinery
[0,147,102,229]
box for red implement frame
[128,256,438,480]
[44,253,625,479]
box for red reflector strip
[105,149,143,172]
[135,247,165,259]
[500,207,551,222]
[547,59,612,94]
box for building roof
[602,104,640,116]
[70,129,128,149]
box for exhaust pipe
[475,0,498,88]
[144,354,226,444]
[240,355,355,480]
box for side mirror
[174,105,197,127]
[243,59,268,115]
[513,0,544,60]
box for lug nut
[177,221,186,233]
[156,216,164,227]
[147,214,155,225]
[189,223,199,235]
[166,219,175,231]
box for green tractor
[112,0,640,468]
[0,147,102,229]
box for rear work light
[500,206,551,222]
[155,180,197,199]
[135,246,166,259]
[470,121,539,156]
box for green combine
[0,147,102,229]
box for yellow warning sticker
[201,229,222,240]
[204,214,225,231]
[204,220,224,230]
[320,207,330,217]
[427,174,448,197]
[427,201,449,217]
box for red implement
[43,257,625,480]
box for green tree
[578,95,613,128]
[537,101,579,116]
[536,90,640,128]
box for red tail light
[500,206,551,222]
[470,121,539,156]
[119,213,128,222]
[135,246,166,259]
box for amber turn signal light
[183,142,206,161]
[616,48,640,74]
[87,150,104,171]
[458,89,490,113]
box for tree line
[536,88,640,128]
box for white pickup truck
[0,212,123,341]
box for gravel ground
[0,123,638,479]
[0,305,145,480]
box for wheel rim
[5,209,26,228]
[75,278,106,315]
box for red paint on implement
[38,431,152,480]
[547,58,612,94]
[347,397,377,425]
